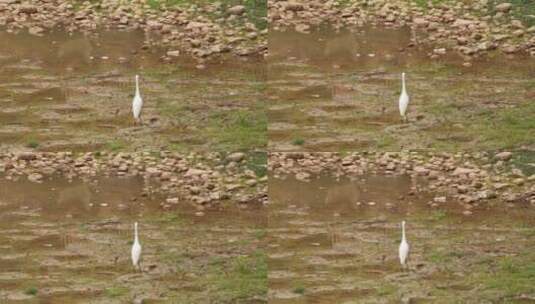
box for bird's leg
[138,260,144,273]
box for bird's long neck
[135,76,140,96]
[401,73,406,93]
[134,224,139,243]
[401,222,406,242]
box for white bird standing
[132,74,143,125]
[398,72,410,122]
[399,220,410,269]
[131,222,142,272]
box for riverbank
[0,0,267,61]
[269,151,535,214]
[0,151,267,211]
[269,0,535,59]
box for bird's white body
[131,222,142,270]
[399,220,410,268]
[399,72,410,122]
[132,75,143,123]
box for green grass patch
[510,150,535,176]
[412,0,450,9]
[145,0,267,29]
[158,213,185,224]
[292,138,305,146]
[470,101,535,149]
[375,134,396,149]
[487,0,535,26]
[106,139,126,151]
[253,229,266,240]
[247,151,267,177]
[207,106,267,151]
[24,287,38,296]
[376,283,396,296]
[427,249,464,264]
[209,251,267,301]
[477,254,535,297]
[26,139,39,149]
[293,285,305,294]
[104,286,129,297]
[431,210,447,221]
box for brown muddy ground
[0,29,266,152]
[268,174,535,303]
[0,175,267,303]
[267,26,535,151]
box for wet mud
[0,175,267,303]
[268,174,535,303]
[268,26,535,151]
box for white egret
[399,220,410,269]
[398,72,410,122]
[131,222,142,272]
[132,75,143,125]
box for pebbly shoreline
[269,151,535,214]
[0,151,268,212]
[269,0,535,59]
[0,0,267,61]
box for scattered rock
[27,173,43,182]
[495,151,512,161]
[495,3,512,13]
[228,5,246,15]
[227,152,246,162]
[166,50,180,57]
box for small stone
[146,167,161,177]
[453,167,475,176]
[228,5,246,15]
[18,152,36,161]
[28,26,44,36]
[285,1,304,12]
[413,17,428,27]
[495,3,512,13]
[494,183,509,190]
[295,23,310,33]
[28,173,43,182]
[433,196,447,203]
[295,172,311,181]
[413,166,429,175]
[227,152,245,162]
[495,151,512,161]
[19,4,38,14]
[166,197,179,204]
[513,178,524,186]
[433,48,446,55]
[166,50,180,57]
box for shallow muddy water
[268,174,535,303]
[0,176,267,303]
[0,29,266,152]
[268,26,535,151]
